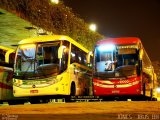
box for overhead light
[89,24,97,32]
[50,0,59,4]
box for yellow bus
[0,45,15,104]
[13,35,92,103]
[0,45,15,65]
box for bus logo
[32,84,36,88]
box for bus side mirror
[139,49,143,60]
[86,51,93,64]
[58,46,63,59]
[58,46,66,59]
[87,54,90,64]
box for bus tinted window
[71,45,76,63]
[9,52,15,67]
[0,49,6,62]
[71,44,87,66]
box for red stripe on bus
[0,82,13,90]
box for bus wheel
[143,83,146,96]
[70,82,76,96]
[65,82,76,102]
[150,89,153,101]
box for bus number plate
[30,90,38,93]
[112,90,120,93]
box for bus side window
[0,49,6,62]
[79,50,87,66]
[71,44,76,64]
[70,44,87,66]
[9,52,15,67]
[77,48,82,64]
[82,51,87,66]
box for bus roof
[0,45,15,52]
[96,37,141,46]
[0,45,15,63]
[18,35,90,53]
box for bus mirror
[58,46,66,59]
[153,73,157,81]
[58,46,63,59]
[87,51,92,63]
[87,55,90,64]
[139,49,143,60]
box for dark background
[64,0,160,61]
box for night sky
[63,0,160,61]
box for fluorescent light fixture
[50,0,59,4]
[98,44,115,51]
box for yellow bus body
[0,46,15,101]
[13,35,92,98]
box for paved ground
[0,101,160,120]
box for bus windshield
[94,45,139,78]
[15,42,61,80]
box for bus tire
[70,82,76,96]
[143,83,146,96]
[150,88,153,101]
[65,82,76,102]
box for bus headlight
[13,79,23,87]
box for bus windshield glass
[15,41,61,80]
[94,45,139,78]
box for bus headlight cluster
[13,79,23,87]
[13,83,21,87]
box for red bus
[93,37,157,100]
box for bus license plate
[30,90,38,93]
[112,90,120,93]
